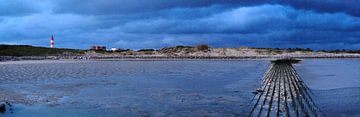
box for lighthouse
[50,34,54,48]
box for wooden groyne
[249,59,324,117]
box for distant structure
[111,48,118,52]
[50,34,55,48]
[90,45,106,51]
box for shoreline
[2,56,360,63]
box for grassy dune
[0,45,84,56]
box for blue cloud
[0,0,359,50]
[0,0,42,16]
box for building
[111,48,118,52]
[90,46,106,51]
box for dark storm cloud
[0,0,359,50]
[117,5,360,37]
[51,0,360,17]
[280,0,360,17]
[51,0,262,15]
[0,0,41,16]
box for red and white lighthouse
[50,34,55,48]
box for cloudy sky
[0,0,359,50]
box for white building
[111,48,119,52]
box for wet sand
[0,59,359,117]
[296,59,360,117]
[0,60,268,117]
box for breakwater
[248,60,324,117]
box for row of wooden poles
[248,61,325,117]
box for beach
[0,59,359,117]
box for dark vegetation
[160,45,196,53]
[159,45,211,54]
[137,49,156,55]
[318,49,360,54]
[0,45,84,56]
[117,49,131,52]
[138,49,155,52]
[196,44,210,51]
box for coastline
[2,55,360,63]
[2,45,360,62]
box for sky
[0,0,360,50]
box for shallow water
[0,59,359,117]
[0,60,268,117]
[296,59,360,117]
